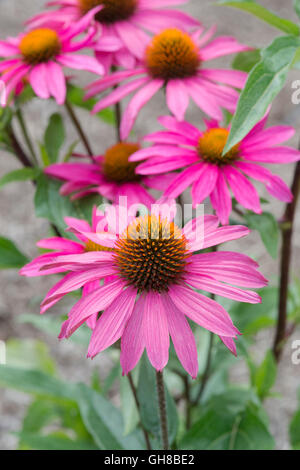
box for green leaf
[244,211,279,258]
[137,354,178,445]
[44,113,65,163]
[290,409,300,449]
[6,339,56,375]
[18,432,98,450]
[67,84,115,125]
[18,313,91,346]
[294,0,300,20]
[232,49,261,72]
[76,383,144,450]
[0,167,40,189]
[252,350,277,400]
[218,1,300,35]
[0,365,78,401]
[223,35,300,155]
[34,173,102,236]
[180,390,275,450]
[0,236,28,268]
[120,370,139,436]
[229,286,278,334]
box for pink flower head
[21,202,267,377]
[0,8,104,105]
[130,114,300,224]
[86,26,249,139]
[44,141,176,208]
[27,0,200,71]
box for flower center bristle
[114,215,189,293]
[197,128,240,165]
[103,142,141,183]
[78,0,137,24]
[146,29,200,81]
[85,239,113,252]
[19,28,61,64]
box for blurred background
[0,0,300,450]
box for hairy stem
[15,107,38,165]
[114,102,121,142]
[273,161,300,361]
[127,372,152,450]
[8,126,33,169]
[156,371,169,450]
[183,375,191,429]
[65,101,94,158]
[193,332,214,405]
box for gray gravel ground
[0,0,300,450]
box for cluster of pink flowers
[2,0,299,377]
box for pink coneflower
[27,0,200,70]
[130,114,300,224]
[0,8,104,104]
[21,204,267,377]
[44,141,175,208]
[86,27,249,139]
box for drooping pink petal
[164,164,204,198]
[188,259,268,288]
[133,8,200,33]
[200,68,247,88]
[36,237,83,253]
[189,224,250,252]
[200,36,250,61]
[241,125,295,149]
[191,163,219,207]
[186,273,261,304]
[223,166,262,214]
[92,76,149,114]
[46,61,66,105]
[29,63,50,99]
[87,287,136,358]
[130,145,196,162]
[56,53,104,75]
[185,77,223,120]
[66,279,125,337]
[114,20,151,60]
[136,153,198,174]
[121,79,164,140]
[242,147,300,163]
[210,171,232,225]
[162,294,198,378]
[158,115,201,141]
[169,284,239,337]
[143,292,169,371]
[120,294,146,375]
[166,79,189,121]
[219,336,237,356]
[85,68,146,98]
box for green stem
[15,107,38,165]
[127,372,152,450]
[193,332,214,405]
[114,102,121,142]
[65,101,94,158]
[156,370,169,450]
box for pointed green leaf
[0,236,28,268]
[218,1,299,35]
[244,211,279,259]
[223,35,300,155]
[0,168,40,189]
[44,113,65,163]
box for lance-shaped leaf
[218,1,299,36]
[223,35,300,155]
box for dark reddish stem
[65,101,94,158]
[273,161,300,361]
